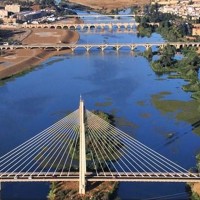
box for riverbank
[0,29,79,80]
[189,182,200,198]
[48,181,119,200]
[189,153,200,199]
[68,0,149,12]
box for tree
[157,45,176,67]
[144,47,153,60]
[41,0,56,7]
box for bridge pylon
[79,96,86,194]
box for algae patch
[115,117,138,129]
[151,91,200,135]
[140,113,151,118]
[95,100,112,107]
[137,100,145,106]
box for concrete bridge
[63,14,144,18]
[81,29,139,34]
[0,172,199,183]
[1,42,200,52]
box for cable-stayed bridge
[0,99,199,194]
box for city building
[16,10,47,22]
[0,10,8,18]
[192,24,200,35]
[5,4,20,13]
[151,0,179,5]
[158,3,200,19]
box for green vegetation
[134,4,195,42]
[78,110,122,170]
[137,23,155,38]
[151,92,200,135]
[151,45,200,99]
[157,21,192,42]
[95,101,113,107]
[47,182,57,200]
[154,45,176,66]
[143,47,153,61]
[187,153,200,200]
[151,44,177,72]
[37,0,56,7]
[0,29,23,45]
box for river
[0,9,200,200]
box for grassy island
[47,111,120,200]
[150,45,200,98]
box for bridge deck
[0,172,199,182]
[0,42,200,51]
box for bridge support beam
[79,97,86,195]
[0,182,1,200]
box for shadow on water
[192,120,200,130]
[152,119,200,150]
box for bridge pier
[131,45,136,51]
[115,46,120,51]
[56,48,61,51]
[100,47,105,51]
[145,45,151,50]
[71,47,75,52]
[79,97,86,195]
[86,47,91,52]
[0,182,1,200]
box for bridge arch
[126,24,132,29]
[83,25,89,30]
[134,44,146,52]
[69,25,76,30]
[112,24,118,29]
[37,25,43,29]
[72,46,87,52]
[63,26,69,29]
[96,25,102,30]
[104,24,111,30]
[119,24,126,30]
[90,25,95,30]
[118,45,132,51]
[75,25,82,30]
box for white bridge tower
[79,97,86,194]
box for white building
[5,5,20,13]
[0,10,8,18]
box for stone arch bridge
[19,22,159,30]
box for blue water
[0,10,200,200]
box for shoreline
[0,49,74,80]
[68,0,149,12]
[0,30,79,80]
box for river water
[0,10,200,200]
